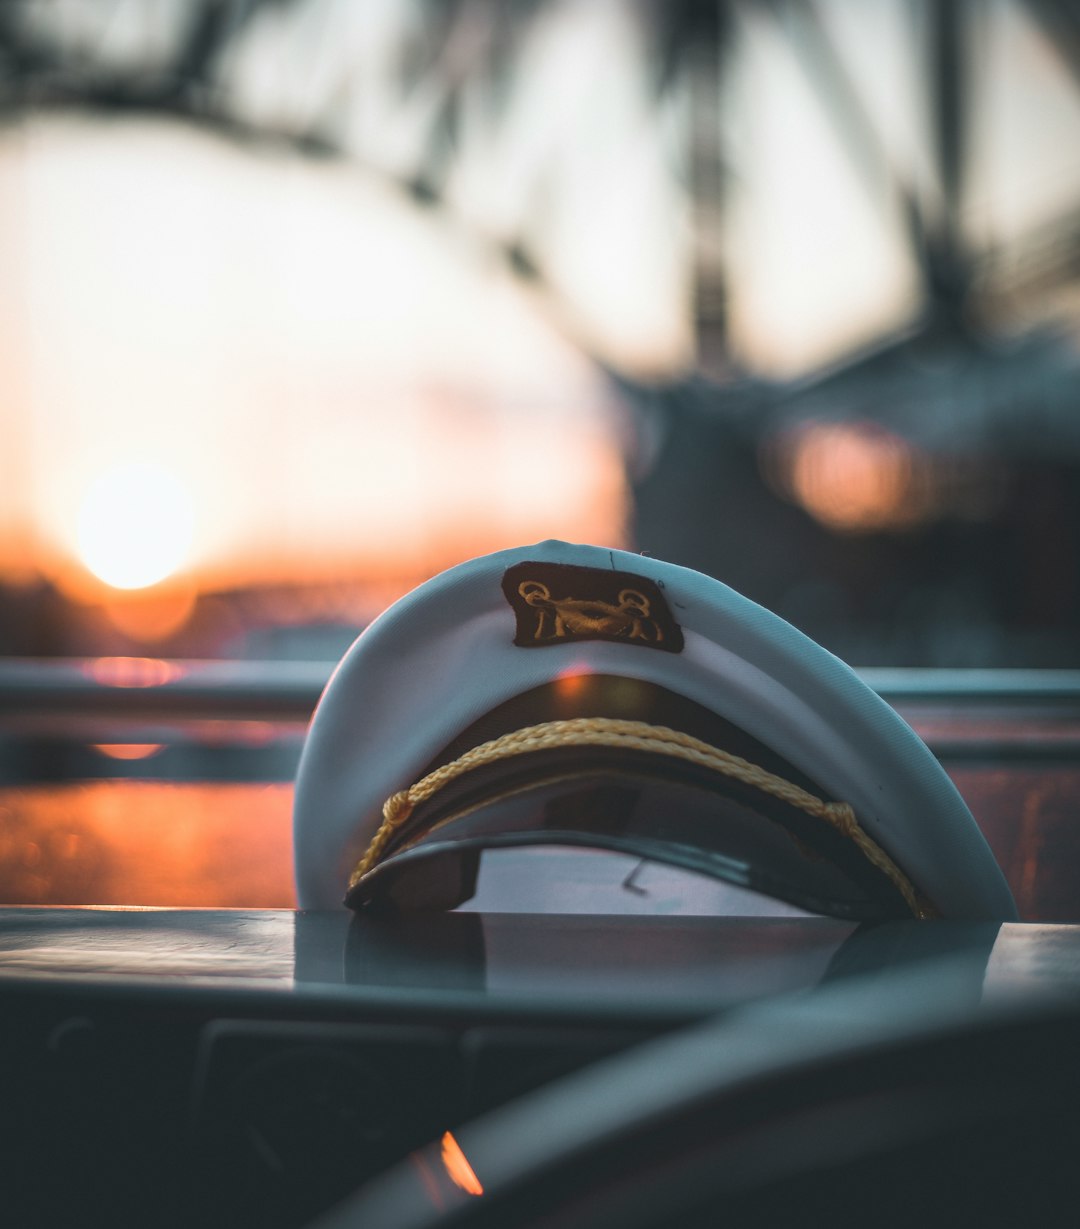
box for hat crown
[294,540,1017,921]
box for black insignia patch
[502,561,684,653]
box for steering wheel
[310,955,1080,1229]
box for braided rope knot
[823,801,858,836]
[347,717,926,917]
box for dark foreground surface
[2,907,1079,1228]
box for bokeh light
[774,420,935,532]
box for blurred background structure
[2,1,1080,915]
[0,0,1078,665]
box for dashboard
[2,661,1080,1227]
[4,907,1080,1228]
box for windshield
[0,0,1077,918]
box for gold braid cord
[347,717,926,917]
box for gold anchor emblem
[518,580,664,645]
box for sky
[0,0,1077,622]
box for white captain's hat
[293,540,1017,921]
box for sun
[76,462,195,590]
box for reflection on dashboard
[2,906,1079,1227]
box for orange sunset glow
[0,781,296,908]
[0,115,628,642]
